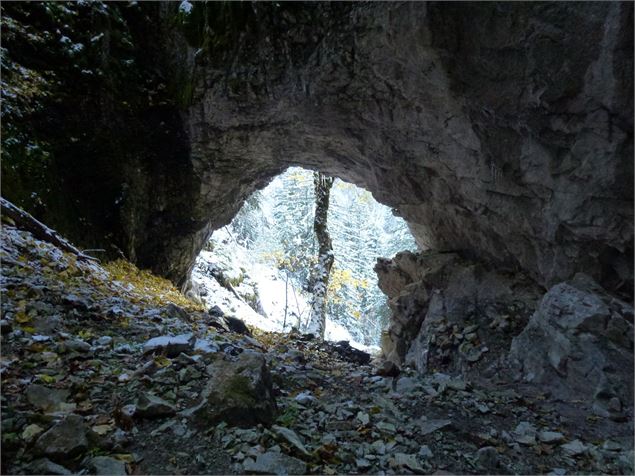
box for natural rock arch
[3,2,633,294]
[135,1,632,293]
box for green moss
[228,276,244,287]
[223,375,257,407]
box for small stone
[321,434,337,445]
[475,402,490,414]
[26,384,70,412]
[143,334,195,357]
[96,336,113,346]
[561,439,588,457]
[548,468,567,475]
[32,334,51,342]
[602,440,622,451]
[390,453,426,473]
[376,421,396,433]
[607,397,621,412]
[65,339,91,352]
[272,425,310,456]
[513,421,537,445]
[357,412,370,426]
[136,393,176,418]
[90,456,128,475]
[539,431,565,444]
[371,440,386,455]
[419,445,433,458]
[233,451,246,461]
[22,423,44,442]
[446,379,467,391]
[27,458,72,475]
[242,452,307,475]
[294,391,316,406]
[395,376,420,393]
[194,339,220,354]
[356,458,372,470]
[419,419,451,435]
[474,446,499,469]
[34,414,88,461]
[114,343,134,353]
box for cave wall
[2,2,633,294]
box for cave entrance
[190,167,418,350]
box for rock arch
[3,2,633,294]
[136,2,632,293]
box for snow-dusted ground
[191,230,379,354]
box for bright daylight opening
[190,167,418,351]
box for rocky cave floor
[1,222,634,476]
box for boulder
[510,274,634,406]
[34,414,88,461]
[181,350,276,427]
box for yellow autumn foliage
[103,259,203,312]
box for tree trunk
[307,172,335,339]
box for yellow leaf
[38,374,56,384]
[154,356,171,368]
[92,424,115,436]
[113,454,135,463]
[15,311,30,324]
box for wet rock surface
[1,213,633,475]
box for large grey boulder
[181,350,276,427]
[510,274,634,409]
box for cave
[3,2,632,296]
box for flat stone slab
[143,334,195,357]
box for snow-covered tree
[200,167,418,345]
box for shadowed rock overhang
[2,1,632,295]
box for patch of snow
[179,1,193,14]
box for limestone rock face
[3,3,631,293]
[164,2,634,292]
[378,250,634,406]
[376,250,543,376]
[510,274,634,409]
